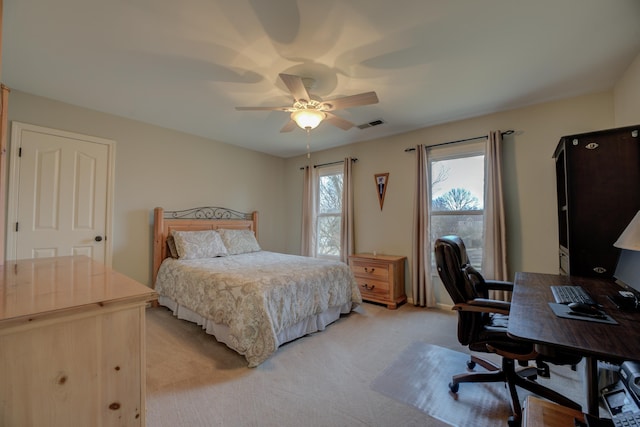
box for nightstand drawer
[350,262,389,281]
[354,276,390,299]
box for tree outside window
[430,151,485,268]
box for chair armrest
[473,298,510,308]
[482,280,514,292]
[453,299,510,315]
[471,298,511,312]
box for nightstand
[349,253,406,309]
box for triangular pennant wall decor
[374,173,389,210]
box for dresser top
[0,256,157,323]
[350,253,406,262]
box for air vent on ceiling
[357,119,385,130]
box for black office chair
[434,235,582,426]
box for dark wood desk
[508,272,640,416]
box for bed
[152,206,362,367]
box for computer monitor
[614,249,640,295]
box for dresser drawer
[350,261,389,281]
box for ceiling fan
[235,73,379,132]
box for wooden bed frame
[151,205,359,367]
[152,206,258,287]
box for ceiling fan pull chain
[306,130,311,159]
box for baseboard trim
[405,297,454,312]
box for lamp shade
[291,109,325,130]
[614,210,640,251]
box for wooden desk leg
[586,356,599,415]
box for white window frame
[429,140,486,268]
[315,164,343,259]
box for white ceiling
[3,0,640,158]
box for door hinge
[15,222,19,232]
[18,147,22,157]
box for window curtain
[301,165,317,257]
[482,131,509,301]
[412,145,436,307]
[340,157,354,264]
[0,85,9,265]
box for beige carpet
[146,303,456,426]
[371,342,514,425]
[371,342,587,426]
[145,303,586,426]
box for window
[429,141,485,268]
[316,164,343,258]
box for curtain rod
[403,130,514,152]
[299,158,358,170]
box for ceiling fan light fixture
[291,109,326,130]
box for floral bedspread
[155,251,362,367]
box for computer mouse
[568,302,601,315]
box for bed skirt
[158,295,351,360]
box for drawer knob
[364,267,375,274]
[362,283,375,291]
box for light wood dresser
[0,255,157,427]
[523,395,585,427]
[348,253,406,309]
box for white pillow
[171,230,228,259]
[218,229,261,255]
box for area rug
[370,342,514,426]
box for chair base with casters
[448,354,539,394]
[447,340,582,427]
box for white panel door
[7,123,114,265]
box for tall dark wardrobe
[554,125,640,278]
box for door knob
[95,236,103,242]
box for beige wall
[284,91,615,304]
[614,52,640,127]
[6,49,638,298]
[6,90,286,286]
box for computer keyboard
[550,285,597,305]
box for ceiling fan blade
[280,120,297,133]
[322,91,379,111]
[235,106,291,111]
[279,73,311,103]
[325,113,354,130]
